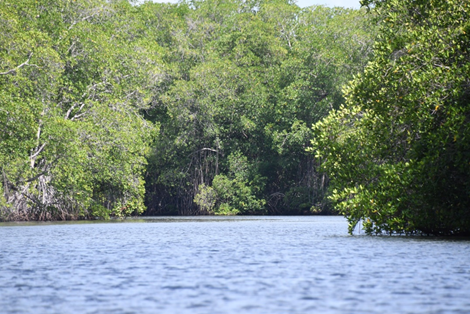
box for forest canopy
[0,0,376,221]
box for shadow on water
[0,215,284,227]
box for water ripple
[0,216,469,314]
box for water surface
[0,216,469,313]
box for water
[0,216,469,314]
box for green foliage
[144,0,375,215]
[1,0,375,219]
[211,152,266,215]
[312,0,470,235]
[194,183,217,213]
[193,152,266,215]
[0,0,158,220]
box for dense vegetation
[311,0,470,235]
[4,0,467,236]
[0,0,375,220]
[143,0,375,216]
[1,0,161,220]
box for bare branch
[25,157,60,183]
[70,112,87,121]
[0,52,34,75]
[30,143,47,160]
[25,171,49,183]
[66,102,87,120]
[200,148,218,153]
[65,104,77,120]
[68,8,103,30]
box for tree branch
[68,9,102,30]
[0,53,34,75]
[30,142,47,160]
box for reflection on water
[0,216,469,314]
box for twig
[0,53,34,75]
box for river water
[0,216,469,314]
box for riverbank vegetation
[0,0,375,221]
[2,0,468,236]
[311,0,470,235]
